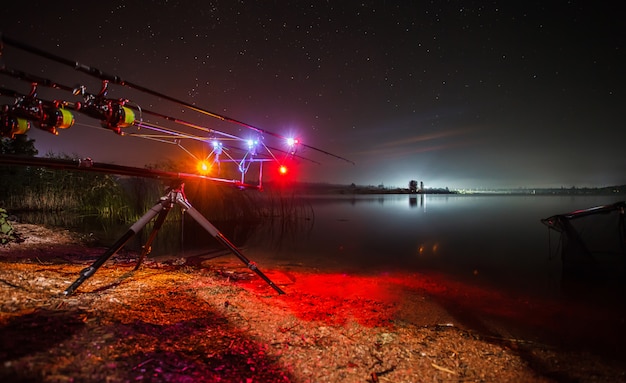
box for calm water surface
[245,194,624,299]
[33,193,621,301]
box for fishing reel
[3,84,75,135]
[8,102,74,136]
[0,111,31,138]
[73,81,135,134]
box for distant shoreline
[275,182,626,196]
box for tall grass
[0,162,313,250]
[0,155,167,222]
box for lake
[239,193,625,300]
[30,193,624,302]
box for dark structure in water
[541,201,626,291]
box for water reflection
[15,194,624,302]
[250,194,623,300]
[408,194,424,209]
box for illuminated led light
[197,160,211,175]
[286,137,299,146]
[212,140,223,155]
[279,165,288,174]
[247,139,259,155]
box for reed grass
[0,164,313,239]
[0,142,314,250]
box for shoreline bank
[1,223,625,382]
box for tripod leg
[64,200,167,296]
[176,196,285,295]
[134,207,170,271]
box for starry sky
[1,1,624,189]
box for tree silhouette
[0,134,38,156]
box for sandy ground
[1,223,625,382]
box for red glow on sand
[235,269,535,328]
[275,273,400,326]
[235,268,603,336]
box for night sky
[1,1,624,189]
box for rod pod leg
[134,207,170,271]
[175,192,285,295]
[64,198,169,296]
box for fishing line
[1,65,320,167]
[1,35,354,164]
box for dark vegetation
[1,135,137,218]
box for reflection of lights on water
[416,242,440,257]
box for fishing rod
[0,76,300,189]
[0,84,272,184]
[0,70,133,135]
[0,34,355,165]
[0,65,321,165]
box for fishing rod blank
[1,35,354,165]
[1,65,325,166]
